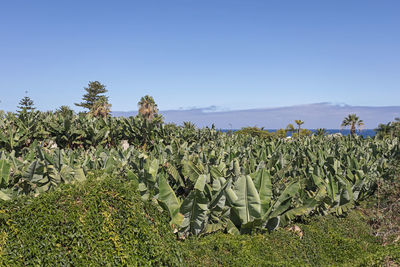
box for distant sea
[219,129,376,137]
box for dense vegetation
[0,101,399,264]
[1,176,398,266]
[376,117,400,139]
[0,177,184,266]
[1,110,399,234]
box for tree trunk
[351,124,356,136]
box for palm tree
[294,120,304,135]
[341,114,364,136]
[138,95,158,122]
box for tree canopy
[17,95,35,113]
[138,95,158,122]
[75,81,109,111]
[341,114,364,136]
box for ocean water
[220,129,376,137]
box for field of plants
[1,110,399,239]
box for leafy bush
[0,177,183,266]
[234,127,271,138]
[292,128,312,138]
[375,118,400,139]
[182,212,399,266]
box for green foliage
[234,127,271,138]
[0,160,10,188]
[274,128,287,138]
[183,211,399,266]
[361,173,400,247]
[136,96,163,149]
[138,95,159,123]
[375,118,400,139]
[0,110,399,238]
[0,118,399,236]
[75,81,109,111]
[0,111,167,153]
[342,114,364,136]
[0,177,183,266]
[89,95,112,118]
[294,119,304,134]
[286,123,295,133]
[1,92,400,264]
[292,128,312,138]
[0,111,49,151]
[1,176,398,266]
[55,105,74,117]
[316,128,327,136]
[17,95,35,113]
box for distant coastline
[113,103,400,129]
[219,129,376,137]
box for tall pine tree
[17,92,35,113]
[75,81,108,111]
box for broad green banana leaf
[182,160,203,182]
[158,175,184,226]
[251,169,272,214]
[230,175,261,226]
[0,159,10,188]
[179,190,208,235]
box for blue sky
[0,0,399,112]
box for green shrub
[234,127,271,138]
[0,177,183,266]
[181,212,399,266]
